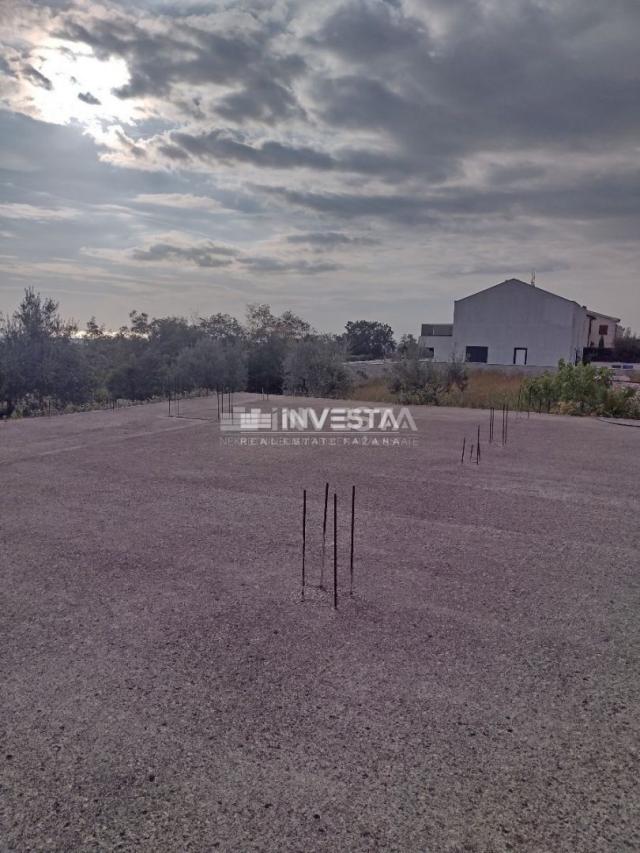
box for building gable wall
[452,281,584,366]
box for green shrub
[524,360,639,418]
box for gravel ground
[1,395,639,852]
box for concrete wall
[452,281,584,367]
[344,359,394,380]
[418,333,454,361]
[344,359,553,381]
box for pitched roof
[457,277,580,307]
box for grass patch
[349,370,526,409]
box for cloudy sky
[0,0,638,334]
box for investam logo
[220,406,419,448]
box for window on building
[598,324,608,335]
[465,346,488,363]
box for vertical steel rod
[321,482,329,588]
[461,437,466,463]
[333,492,338,610]
[302,489,307,601]
[350,485,355,596]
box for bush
[388,357,468,405]
[524,360,639,418]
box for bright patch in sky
[29,39,136,129]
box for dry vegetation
[349,369,525,409]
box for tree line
[0,289,401,417]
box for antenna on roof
[531,269,536,286]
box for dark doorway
[513,347,528,365]
[465,346,488,363]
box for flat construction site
[1,395,639,852]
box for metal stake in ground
[476,425,481,464]
[320,482,329,588]
[301,489,307,601]
[333,492,338,610]
[461,437,466,463]
[505,405,509,443]
[350,485,355,596]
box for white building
[419,278,620,367]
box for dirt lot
[1,396,639,852]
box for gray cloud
[261,165,640,224]
[216,78,305,125]
[132,241,238,267]
[21,64,53,91]
[259,185,437,223]
[1,0,640,331]
[127,237,341,274]
[241,256,341,274]
[55,11,306,122]
[163,129,413,178]
[169,130,334,170]
[78,91,101,105]
[310,0,640,179]
[286,231,378,248]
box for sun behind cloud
[27,37,137,129]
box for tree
[0,288,91,412]
[247,337,288,394]
[174,337,247,392]
[244,304,312,392]
[199,313,245,342]
[85,317,105,339]
[246,304,311,343]
[284,337,351,397]
[397,333,421,358]
[345,320,395,360]
[612,328,640,362]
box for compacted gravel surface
[1,395,639,852]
